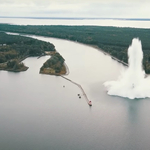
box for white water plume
[104,38,150,99]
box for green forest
[0,32,55,71]
[40,52,66,75]
[0,24,150,73]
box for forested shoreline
[0,24,150,73]
[0,32,57,72]
[40,52,66,75]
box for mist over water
[104,38,150,99]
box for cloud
[0,0,150,18]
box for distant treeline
[0,24,150,73]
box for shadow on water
[101,92,148,124]
[125,98,143,124]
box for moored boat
[88,101,92,106]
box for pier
[61,75,91,106]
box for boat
[88,101,92,106]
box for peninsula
[1,24,150,73]
[0,32,66,74]
[40,52,66,75]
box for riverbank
[2,30,130,70]
[39,52,67,76]
[88,44,128,66]
[40,64,67,76]
[0,32,69,74]
[0,59,28,72]
[1,30,127,75]
[0,65,28,72]
[2,25,150,72]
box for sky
[0,0,150,18]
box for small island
[40,52,66,75]
[0,32,66,73]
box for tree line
[0,32,56,71]
[0,24,150,73]
[0,32,55,63]
[40,52,65,74]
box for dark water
[0,36,150,150]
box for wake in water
[104,38,150,99]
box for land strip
[0,32,67,74]
[0,25,149,72]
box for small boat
[88,101,92,106]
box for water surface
[1,17,150,28]
[0,35,150,150]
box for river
[1,18,150,150]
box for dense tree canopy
[0,32,56,72]
[0,32,55,63]
[40,52,65,74]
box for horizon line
[0,16,150,21]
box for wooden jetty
[61,75,92,106]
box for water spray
[104,38,150,99]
